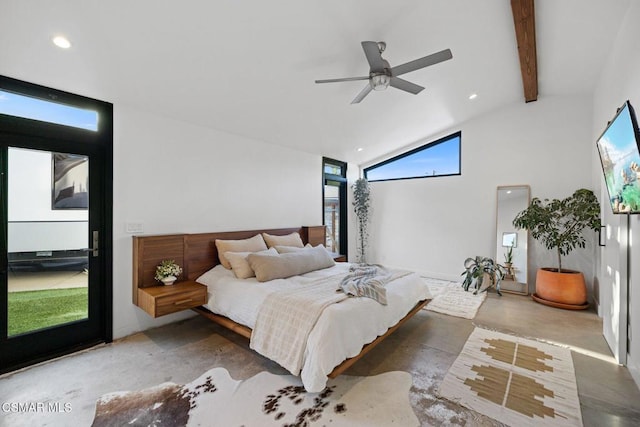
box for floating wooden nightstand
[132,235,208,318]
[137,280,207,318]
[331,253,347,262]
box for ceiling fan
[315,41,452,104]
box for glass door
[324,182,341,253]
[7,147,90,337]
[322,158,347,257]
[0,141,106,371]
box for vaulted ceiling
[0,0,631,164]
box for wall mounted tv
[596,100,640,214]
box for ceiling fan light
[370,74,390,91]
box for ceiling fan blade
[391,48,453,77]
[389,77,424,95]
[315,76,370,84]
[351,84,373,104]
[361,41,386,72]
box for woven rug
[91,367,418,426]
[423,278,487,319]
[439,328,583,427]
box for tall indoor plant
[512,188,601,308]
[352,178,371,263]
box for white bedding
[197,262,432,392]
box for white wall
[113,104,321,338]
[363,95,594,296]
[346,162,361,262]
[592,2,640,388]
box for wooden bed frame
[132,225,429,379]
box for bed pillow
[225,248,278,279]
[262,232,304,249]
[274,243,312,253]
[216,234,268,269]
[248,245,336,282]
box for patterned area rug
[91,367,418,426]
[439,328,583,427]
[423,278,487,319]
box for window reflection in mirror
[502,232,517,247]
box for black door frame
[0,76,112,373]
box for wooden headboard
[132,225,325,304]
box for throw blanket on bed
[340,265,412,305]
[250,274,348,375]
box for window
[0,90,98,131]
[364,131,461,182]
[323,158,347,256]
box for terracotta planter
[534,268,587,306]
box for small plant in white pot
[155,260,183,286]
[512,188,600,308]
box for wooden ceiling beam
[511,0,538,102]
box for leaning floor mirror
[496,185,530,295]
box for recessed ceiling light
[53,36,71,49]
[507,190,512,194]
[357,147,364,152]
[468,93,478,100]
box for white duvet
[197,262,432,392]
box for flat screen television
[596,100,640,214]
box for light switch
[126,222,144,233]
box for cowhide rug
[91,367,418,426]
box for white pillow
[225,248,278,279]
[262,232,304,248]
[248,245,336,282]
[215,234,268,269]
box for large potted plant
[352,178,371,263]
[512,188,601,308]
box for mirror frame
[496,185,530,295]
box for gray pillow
[248,245,336,282]
[274,243,313,253]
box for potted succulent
[503,246,514,269]
[155,259,183,285]
[512,188,600,308]
[461,256,506,295]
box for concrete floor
[1,292,639,426]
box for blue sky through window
[365,133,461,181]
[0,90,98,131]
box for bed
[132,226,432,392]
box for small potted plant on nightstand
[155,260,183,286]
